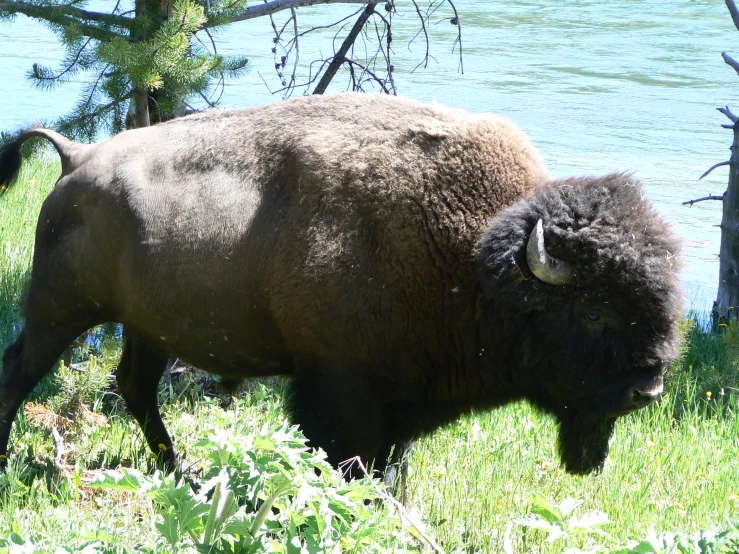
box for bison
[0,93,682,482]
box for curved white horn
[526,219,574,286]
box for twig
[373,11,396,94]
[719,106,739,123]
[343,58,390,93]
[339,456,447,554]
[446,0,463,73]
[259,58,331,94]
[290,9,360,39]
[700,161,731,180]
[682,194,725,206]
[266,0,287,88]
[77,64,111,119]
[722,51,739,77]
[410,0,429,71]
[289,6,299,92]
[313,2,379,94]
[208,29,226,105]
[31,36,94,84]
[727,0,739,32]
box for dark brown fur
[0,93,681,481]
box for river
[0,0,736,314]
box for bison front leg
[287,374,386,479]
[376,440,414,502]
[116,331,176,469]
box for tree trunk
[127,0,174,128]
[126,0,152,129]
[130,90,151,128]
[715,123,739,322]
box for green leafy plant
[611,523,739,554]
[87,424,424,553]
[504,493,611,552]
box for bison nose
[625,378,664,411]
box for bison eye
[585,310,601,322]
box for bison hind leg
[115,331,175,470]
[0,315,99,464]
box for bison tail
[0,128,80,197]
[0,134,23,196]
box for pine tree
[0,0,255,138]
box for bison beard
[557,412,617,475]
[0,93,683,487]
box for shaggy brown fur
[0,93,681,483]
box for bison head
[476,173,682,475]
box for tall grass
[1,158,738,552]
[0,157,58,348]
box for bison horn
[525,219,575,286]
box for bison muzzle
[0,93,682,481]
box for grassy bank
[1,158,738,553]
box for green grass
[1,158,739,553]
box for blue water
[0,0,737,313]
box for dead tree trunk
[712,1,739,323]
[715,113,739,321]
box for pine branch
[0,2,121,41]
[0,0,132,28]
[30,37,94,87]
[57,90,135,139]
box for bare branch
[259,57,331,95]
[313,2,379,94]
[727,0,739,32]
[719,106,739,123]
[291,9,359,38]
[447,0,463,73]
[219,0,367,25]
[700,161,732,180]
[410,0,429,71]
[289,6,299,91]
[683,194,725,206]
[0,0,132,27]
[373,11,396,94]
[722,51,739,76]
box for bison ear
[476,220,549,313]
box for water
[0,0,736,313]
